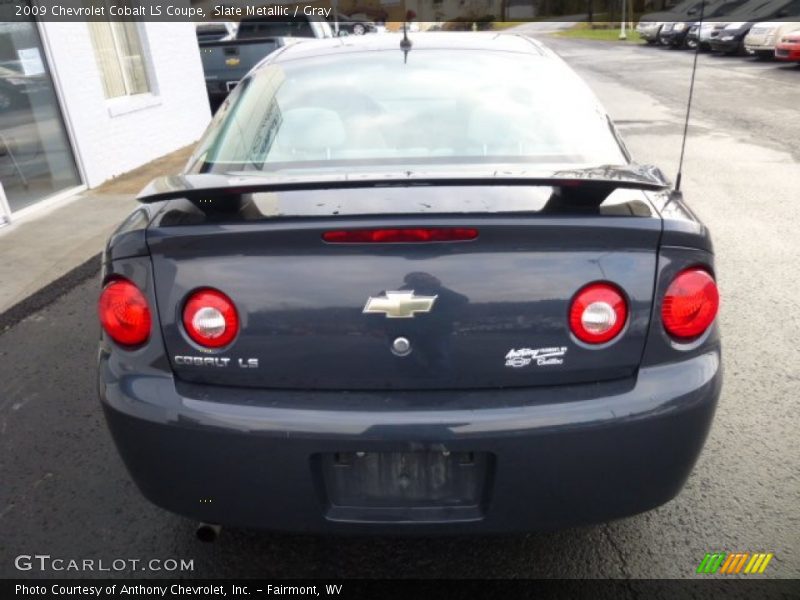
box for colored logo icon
[697,552,774,574]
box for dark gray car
[98,34,721,536]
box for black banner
[4,579,800,600]
[1,0,798,23]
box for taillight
[662,268,719,341]
[183,288,239,348]
[569,282,628,344]
[322,228,478,243]
[98,278,152,347]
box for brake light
[98,278,152,347]
[322,228,478,243]
[569,283,628,344]
[183,288,239,348]
[662,268,719,341]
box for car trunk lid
[144,179,664,391]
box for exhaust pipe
[196,522,221,543]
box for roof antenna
[400,11,413,63]
[674,3,704,192]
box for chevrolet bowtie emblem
[363,291,438,318]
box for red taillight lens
[322,228,478,243]
[183,288,239,348]
[98,278,151,347]
[569,282,628,344]
[662,268,719,341]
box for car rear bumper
[744,39,775,53]
[99,349,721,534]
[636,25,662,41]
[659,30,688,46]
[710,39,741,53]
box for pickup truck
[200,16,333,105]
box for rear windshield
[189,49,627,176]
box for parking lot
[1,34,799,579]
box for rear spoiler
[137,165,672,210]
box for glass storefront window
[0,19,81,214]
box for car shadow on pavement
[181,523,624,578]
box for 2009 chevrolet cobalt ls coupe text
[98,33,721,535]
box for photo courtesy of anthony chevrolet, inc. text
[0,0,798,598]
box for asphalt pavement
[1,36,798,580]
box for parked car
[636,0,708,44]
[200,16,332,105]
[775,27,800,58]
[694,20,721,48]
[195,21,237,43]
[98,33,722,536]
[659,0,751,48]
[637,20,665,43]
[658,21,691,46]
[708,0,800,54]
[686,22,702,47]
[659,21,694,46]
[744,18,800,57]
[330,13,377,36]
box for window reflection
[0,20,80,214]
[193,49,628,174]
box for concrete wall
[39,22,211,188]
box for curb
[0,253,101,334]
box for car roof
[270,32,550,63]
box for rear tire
[352,24,365,35]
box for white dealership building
[0,19,210,225]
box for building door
[0,20,81,216]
